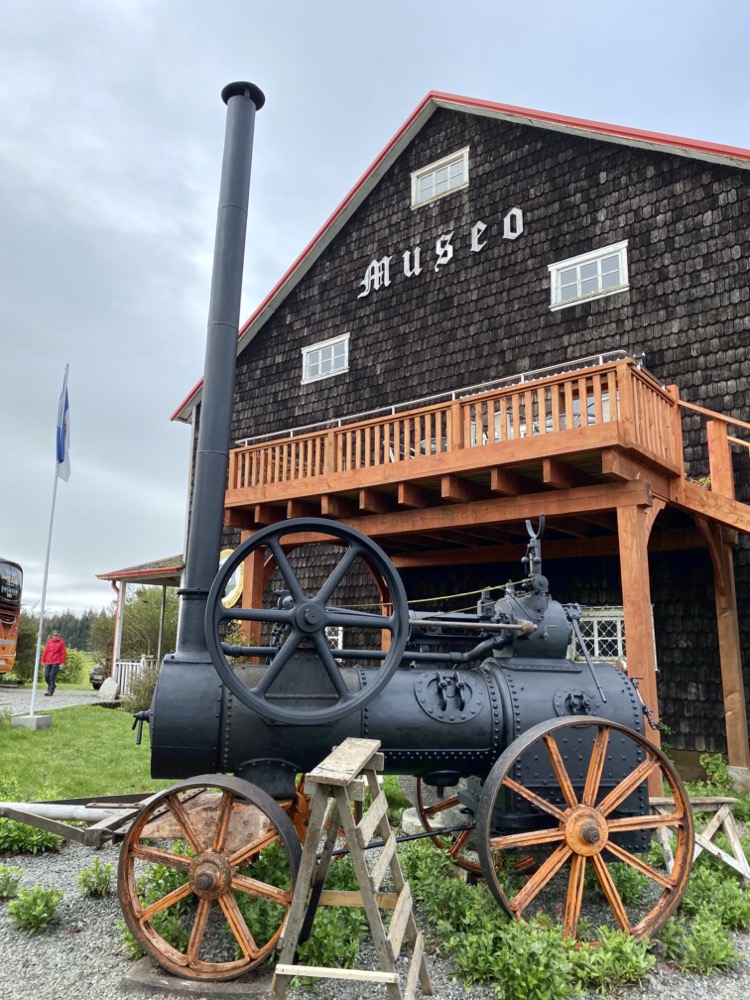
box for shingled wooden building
[172,93,750,777]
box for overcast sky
[2,0,748,616]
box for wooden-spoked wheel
[416,777,481,874]
[118,776,301,981]
[476,717,693,940]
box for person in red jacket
[41,630,67,696]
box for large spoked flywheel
[476,717,693,940]
[205,518,409,724]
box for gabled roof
[97,555,183,587]
[171,90,750,423]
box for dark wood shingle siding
[223,107,750,754]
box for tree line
[15,587,179,679]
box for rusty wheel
[118,775,301,981]
[476,717,693,939]
[416,777,481,873]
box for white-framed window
[411,147,469,208]
[569,607,627,663]
[567,604,657,673]
[301,333,350,384]
[549,241,629,310]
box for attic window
[301,333,350,384]
[411,147,469,208]
[549,241,629,310]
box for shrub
[0,864,24,899]
[678,907,739,974]
[572,925,654,994]
[7,886,64,933]
[77,859,113,898]
[489,916,580,1000]
[121,662,160,714]
[59,648,87,685]
[699,753,733,792]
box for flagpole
[29,364,69,717]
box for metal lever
[132,710,150,745]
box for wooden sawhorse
[651,795,750,881]
[272,738,432,999]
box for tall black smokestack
[177,81,265,654]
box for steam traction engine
[116,83,693,981]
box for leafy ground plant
[0,776,64,854]
[77,858,113,898]
[675,906,739,974]
[572,925,654,995]
[6,886,64,933]
[0,863,24,899]
[400,838,655,999]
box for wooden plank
[370,831,398,892]
[359,489,396,514]
[318,889,399,908]
[320,494,357,518]
[306,739,383,786]
[357,791,389,848]
[252,504,285,526]
[354,526,708,569]
[542,458,590,490]
[490,467,524,496]
[441,475,489,503]
[287,499,318,519]
[398,482,434,509]
[387,883,413,959]
[674,481,750,536]
[707,420,735,499]
[275,964,399,984]
[404,931,430,1000]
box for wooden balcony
[226,357,750,551]
[224,355,750,772]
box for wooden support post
[696,520,750,770]
[241,544,265,649]
[665,385,686,478]
[706,420,735,499]
[616,503,662,796]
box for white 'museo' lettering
[434,231,454,272]
[358,256,393,298]
[470,221,487,252]
[503,207,524,240]
[403,247,422,277]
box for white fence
[113,656,156,698]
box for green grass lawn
[0,705,172,800]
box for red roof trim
[171,91,750,421]
[428,91,750,161]
[96,562,184,582]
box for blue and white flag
[56,373,70,482]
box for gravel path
[1,838,749,1000]
[2,711,749,997]
[0,685,102,715]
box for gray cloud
[1,0,747,613]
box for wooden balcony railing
[228,359,681,497]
